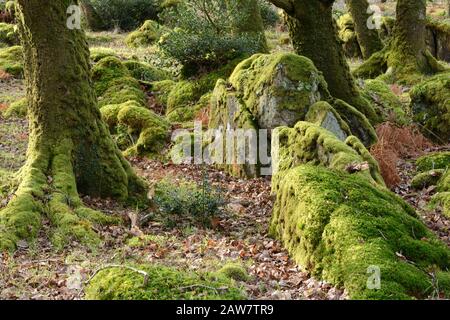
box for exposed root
[0,141,120,252]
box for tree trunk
[345,0,383,59]
[272,0,378,122]
[0,0,145,251]
[354,0,445,83]
[230,0,268,52]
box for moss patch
[125,20,167,48]
[0,45,23,77]
[85,264,246,300]
[0,23,18,47]
[123,60,170,83]
[3,97,27,118]
[410,72,450,141]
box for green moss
[416,152,450,172]
[85,264,246,300]
[361,80,409,125]
[336,14,362,58]
[3,97,27,118]
[92,56,130,96]
[0,45,23,77]
[123,60,170,83]
[217,263,250,282]
[125,20,166,48]
[410,72,450,141]
[90,47,119,63]
[0,23,18,46]
[274,121,383,185]
[98,76,147,108]
[151,80,176,108]
[411,169,445,190]
[270,164,450,299]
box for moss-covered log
[0,0,146,251]
[345,0,383,59]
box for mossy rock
[98,76,147,108]
[92,56,130,96]
[151,80,176,109]
[84,264,246,300]
[274,121,383,185]
[410,72,450,142]
[227,53,329,129]
[3,97,27,118]
[123,60,170,83]
[0,23,18,47]
[90,47,119,63]
[361,79,409,126]
[416,152,450,172]
[0,45,23,77]
[125,20,167,48]
[270,164,450,299]
[305,101,351,141]
[411,169,445,190]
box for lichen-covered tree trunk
[229,0,268,52]
[345,0,383,59]
[0,0,145,251]
[354,0,445,83]
[270,0,378,123]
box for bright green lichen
[270,164,450,299]
[361,79,409,126]
[125,20,167,48]
[0,45,23,77]
[3,97,27,118]
[410,72,450,141]
[84,264,246,300]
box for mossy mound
[217,263,250,282]
[361,80,409,125]
[92,56,170,156]
[151,80,176,110]
[413,152,450,217]
[3,97,27,118]
[336,14,362,59]
[426,19,450,63]
[0,23,17,47]
[123,60,170,83]
[90,47,119,63]
[0,45,23,77]
[410,72,450,141]
[85,264,246,300]
[274,121,383,185]
[270,163,450,299]
[125,20,166,48]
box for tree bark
[271,0,378,122]
[0,0,145,251]
[345,0,383,59]
[354,0,445,83]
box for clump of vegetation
[123,59,170,82]
[3,97,27,118]
[85,264,246,300]
[158,0,263,74]
[154,177,225,228]
[0,22,17,47]
[0,45,23,77]
[217,262,250,282]
[125,20,167,48]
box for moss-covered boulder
[123,60,170,83]
[410,72,450,141]
[305,101,351,141]
[426,19,450,63]
[0,23,17,47]
[361,79,409,125]
[85,264,246,300]
[125,20,166,48]
[0,45,23,77]
[92,56,170,156]
[89,47,119,63]
[151,80,176,109]
[416,152,450,172]
[3,97,27,118]
[270,123,450,299]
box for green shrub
[158,0,261,73]
[83,0,161,31]
[258,0,279,28]
[154,177,224,227]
